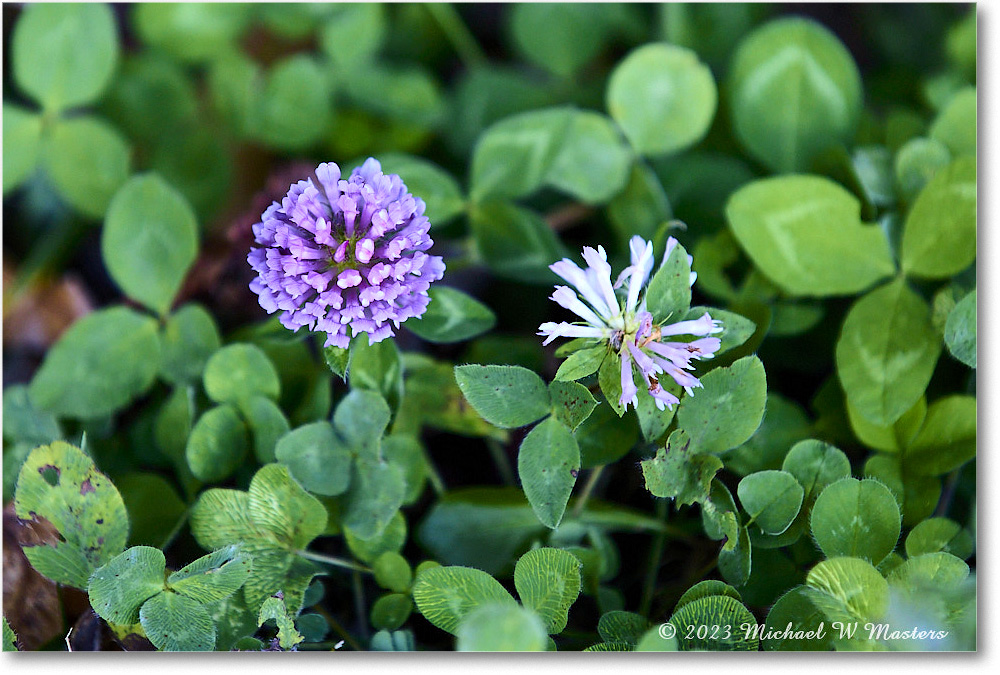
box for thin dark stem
[157,507,191,552]
[314,606,363,651]
[546,203,596,232]
[571,466,605,518]
[487,438,516,486]
[296,550,373,574]
[425,457,446,495]
[352,568,369,642]
[424,3,486,67]
[639,499,669,617]
[935,466,964,517]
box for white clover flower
[539,236,722,411]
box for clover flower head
[247,158,445,348]
[539,236,722,412]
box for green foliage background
[2,2,975,652]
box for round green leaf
[168,545,252,604]
[240,395,290,465]
[669,595,759,651]
[345,511,406,565]
[545,110,632,204]
[44,116,131,219]
[333,389,391,455]
[185,405,249,483]
[382,434,429,505]
[2,104,42,194]
[251,55,331,150]
[319,4,386,68]
[247,464,328,550]
[835,278,942,427]
[513,547,582,634]
[412,565,517,635]
[29,307,161,419]
[846,394,927,454]
[510,4,625,79]
[810,477,901,564]
[737,470,804,536]
[102,54,199,142]
[729,17,862,172]
[763,586,834,651]
[904,395,976,476]
[944,289,976,368]
[454,364,551,429]
[371,593,413,632]
[12,3,119,112]
[517,418,581,529]
[469,200,567,284]
[203,343,280,405]
[597,610,649,645]
[14,442,129,589]
[343,459,407,540]
[407,286,496,344]
[470,107,572,201]
[905,518,974,560]
[726,175,895,297]
[805,556,889,625]
[102,174,198,315]
[929,86,976,157]
[894,136,951,200]
[607,43,716,156]
[549,380,598,432]
[373,552,413,594]
[780,440,851,503]
[675,355,767,454]
[140,590,216,652]
[640,429,722,506]
[376,153,464,225]
[275,422,352,496]
[863,455,941,528]
[901,156,976,279]
[134,3,251,64]
[159,304,221,385]
[456,603,547,652]
[2,384,61,448]
[347,336,403,411]
[887,552,969,592]
[88,546,166,625]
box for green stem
[315,606,363,651]
[571,465,605,518]
[352,568,369,642]
[157,507,192,552]
[424,450,447,495]
[296,550,373,574]
[424,3,487,67]
[487,438,516,486]
[639,499,669,617]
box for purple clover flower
[539,236,722,412]
[248,158,445,347]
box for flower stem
[424,3,487,67]
[157,507,192,552]
[352,568,369,641]
[487,438,516,486]
[296,550,373,574]
[314,606,363,651]
[571,465,605,518]
[639,498,669,617]
[424,451,447,495]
